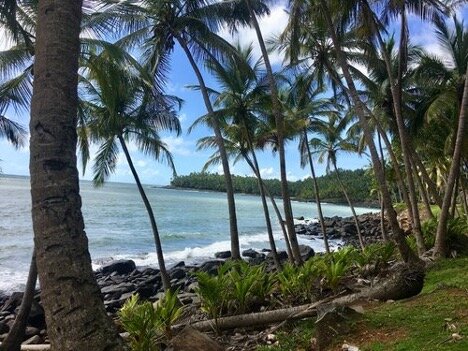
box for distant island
[170,168,378,207]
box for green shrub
[118,292,183,350]
[118,294,163,351]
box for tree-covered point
[170,168,375,205]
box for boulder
[199,260,223,275]
[214,251,231,259]
[242,249,263,259]
[169,268,186,280]
[101,282,135,296]
[1,292,23,313]
[268,250,288,261]
[100,260,136,275]
[298,245,315,261]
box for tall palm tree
[308,115,366,251]
[190,44,282,268]
[29,0,124,348]
[78,46,181,291]
[93,0,271,260]
[283,73,333,253]
[238,0,303,264]
[285,0,418,263]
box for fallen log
[179,263,425,332]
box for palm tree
[308,115,366,251]
[285,0,419,263]
[282,73,333,253]
[231,0,303,264]
[189,44,283,268]
[78,46,181,291]
[28,0,124,348]
[92,0,270,260]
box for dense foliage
[170,168,375,204]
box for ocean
[0,175,377,293]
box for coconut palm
[28,0,124,348]
[189,44,283,267]
[285,0,418,263]
[282,72,335,253]
[91,0,272,260]
[78,46,181,291]
[308,115,366,251]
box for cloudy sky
[1,2,467,185]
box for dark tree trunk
[318,0,419,264]
[303,130,329,253]
[262,182,295,263]
[333,163,365,251]
[118,135,171,291]
[177,36,241,260]
[246,150,281,269]
[0,252,37,351]
[411,156,435,220]
[433,66,468,257]
[29,1,124,348]
[245,0,302,264]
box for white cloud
[136,160,147,167]
[161,136,194,156]
[217,4,289,66]
[259,167,276,179]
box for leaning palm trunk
[244,150,281,269]
[177,36,241,260]
[332,163,365,251]
[370,11,425,255]
[0,252,37,351]
[245,0,302,264]
[433,67,468,257]
[303,130,329,253]
[318,0,418,264]
[29,2,124,348]
[411,156,435,220]
[262,182,295,263]
[118,135,171,291]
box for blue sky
[1,2,466,185]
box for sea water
[0,175,377,292]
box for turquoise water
[0,175,377,292]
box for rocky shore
[0,212,385,346]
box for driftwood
[179,263,425,332]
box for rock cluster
[0,245,305,346]
[294,213,389,247]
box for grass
[256,257,468,351]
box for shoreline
[0,212,386,346]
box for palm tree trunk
[373,11,425,255]
[244,150,281,269]
[261,182,294,263]
[0,251,37,351]
[29,2,124,348]
[318,0,418,264]
[332,163,366,251]
[375,122,413,220]
[303,130,329,253]
[450,177,459,218]
[433,66,468,257]
[411,156,435,220]
[177,36,241,260]
[377,133,389,242]
[245,0,302,264]
[379,192,390,242]
[118,135,171,291]
[411,152,442,207]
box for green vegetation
[171,169,375,204]
[257,257,468,351]
[118,291,184,350]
